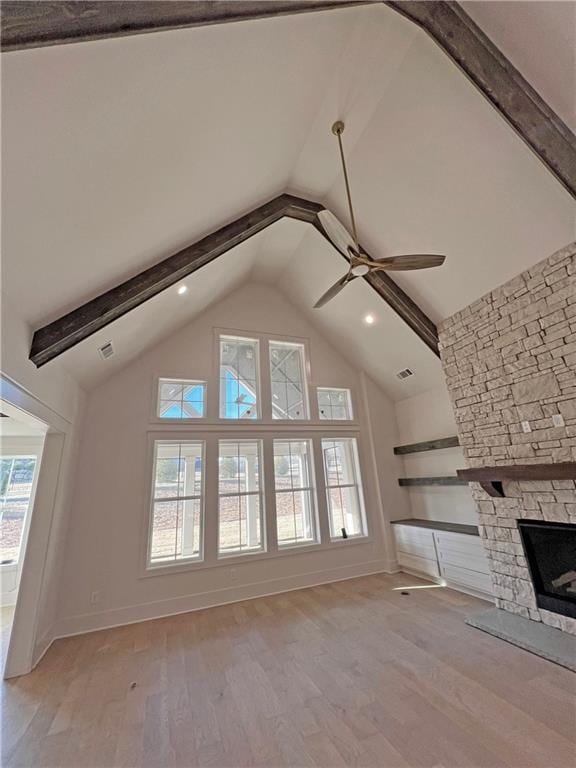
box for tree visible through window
[274,440,317,547]
[218,440,263,555]
[149,442,204,565]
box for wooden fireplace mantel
[457,462,576,498]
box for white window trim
[141,430,371,578]
[148,328,359,429]
[156,376,208,424]
[273,438,319,550]
[149,375,209,425]
[217,438,265,558]
[316,386,354,422]
[269,339,310,422]
[145,438,206,570]
[217,333,262,421]
[322,437,368,541]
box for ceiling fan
[314,121,446,309]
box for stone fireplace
[438,242,576,635]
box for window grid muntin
[273,439,317,548]
[218,439,264,557]
[317,387,353,421]
[322,438,365,539]
[219,336,260,420]
[157,379,206,420]
[269,341,308,421]
[149,441,204,565]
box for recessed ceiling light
[364,313,375,325]
[177,285,188,295]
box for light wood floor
[2,573,575,768]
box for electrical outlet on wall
[229,568,237,583]
[521,421,531,433]
[90,590,101,605]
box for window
[149,329,370,572]
[317,388,353,421]
[0,456,37,566]
[322,438,366,539]
[273,440,317,548]
[218,440,264,556]
[157,379,206,419]
[149,441,204,565]
[269,341,308,420]
[220,336,259,419]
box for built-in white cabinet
[392,521,493,599]
[393,525,439,579]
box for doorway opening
[0,400,47,671]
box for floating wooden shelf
[457,462,576,498]
[391,518,480,536]
[393,436,460,455]
[398,476,468,488]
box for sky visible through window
[158,380,205,419]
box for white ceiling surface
[0,416,45,438]
[462,1,576,134]
[62,218,446,399]
[2,4,575,393]
[0,404,47,437]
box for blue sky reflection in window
[158,380,206,419]
[220,336,258,419]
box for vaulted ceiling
[2,2,574,398]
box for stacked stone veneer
[438,242,576,634]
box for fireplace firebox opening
[518,519,576,620]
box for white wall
[394,386,478,525]
[0,293,86,668]
[56,282,406,636]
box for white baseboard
[55,559,390,640]
[4,623,54,679]
[33,625,55,667]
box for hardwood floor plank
[2,573,575,768]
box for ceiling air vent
[396,368,414,381]
[98,341,115,361]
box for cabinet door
[439,563,493,595]
[434,531,490,575]
[393,525,437,561]
[397,551,440,579]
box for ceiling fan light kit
[314,121,447,310]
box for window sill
[140,535,372,579]
[147,420,361,432]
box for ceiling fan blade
[317,210,356,257]
[373,254,446,271]
[313,273,355,309]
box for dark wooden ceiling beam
[4,2,573,199]
[385,1,576,199]
[0,1,372,51]
[29,194,439,367]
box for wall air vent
[396,368,414,380]
[98,341,115,360]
